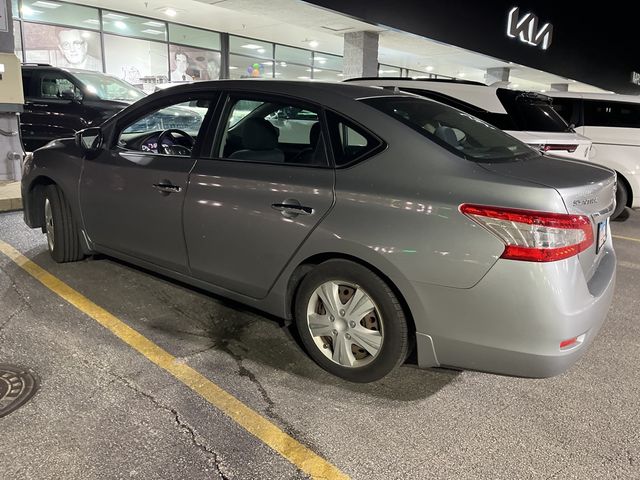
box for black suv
[20,64,146,151]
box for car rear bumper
[413,238,616,377]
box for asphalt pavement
[0,209,639,479]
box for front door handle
[153,181,182,195]
[272,200,314,217]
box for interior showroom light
[164,8,177,17]
[308,40,319,48]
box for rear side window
[325,111,384,167]
[496,89,571,132]
[361,96,535,162]
[583,100,640,128]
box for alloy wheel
[45,197,55,252]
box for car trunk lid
[478,155,616,281]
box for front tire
[44,185,83,263]
[294,260,409,382]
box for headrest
[242,118,279,150]
[309,122,321,145]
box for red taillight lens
[540,144,579,153]
[460,204,594,262]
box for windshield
[73,71,146,102]
[496,89,571,132]
[361,96,536,162]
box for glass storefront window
[13,20,23,61]
[378,65,401,77]
[229,55,273,79]
[275,45,312,66]
[406,69,432,79]
[23,22,103,71]
[102,10,167,42]
[312,69,343,82]
[104,34,168,93]
[313,53,342,72]
[169,24,220,50]
[275,62,312,80]
[169,45,221,81]
[229,36,273,60]
[12,0,19,18]
[21,1,100,29]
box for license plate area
[596,218,608,254]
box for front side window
[117,96,213,156]
[38,73,82,101]
[217,97,328,166]
[361,96,535,162]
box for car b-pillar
[0,0,25,181]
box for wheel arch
[615,170,633,207]
[285,252,417,342]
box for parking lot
[1,208,639,480]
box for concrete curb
[0,182,22,213]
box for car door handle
[153,182,182,194]
[271,202,314,216]
[26,103,48,108]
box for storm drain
[0,365,39,418]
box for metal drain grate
[0,365,39,418]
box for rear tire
[612,180,628,220]
[44,185,84,263]
[294,259,409,382]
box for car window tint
[583,100,640,128]
[217,97,328,166]
[550,97,577,126]
[325,110,383,167]
[38,72,81,101]
[496,89,570,132]
[117,96,212,156]
[361,96,535,162]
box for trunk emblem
[573,197,598,207]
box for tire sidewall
[44,186,66,262]
[613,181,628,219]
[295,260,408,383]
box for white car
[345,78,592,162]
[548,92,640,218]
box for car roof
[150,79,412,102]
[346,78,508,113]
[546,91,640,104]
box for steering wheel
[157,129,194,156]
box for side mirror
[60,89,83,103]
[75,127,103,155]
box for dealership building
[5,0,639,94]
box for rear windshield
[496,89,571,132]
[361,96,537,162]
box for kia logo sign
[507,7,553,50]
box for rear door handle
[272,201,314,217]
[153,182,182,195]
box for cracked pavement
[1,210,640,479]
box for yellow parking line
[0,240,348,480]
[612,234,640,244]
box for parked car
[548,92,640,218]
[345,78,593,161]
[21,80,616,382]
[20,64,145,152]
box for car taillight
[539,144,578,153]
[460,204,594,262]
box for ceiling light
[540,90,547,93]
[308,40,319,48]
[257,48,266,54]
[114,21,127,29]
[143,21,165,27]
[21,6,38,15]
[164,8,177,17]
[279,62,287,67]
[458,72,466,78]
[241,44,263,50]
[297,76,310,79]
[83,19,100,25]
[512,83,520,88]
[81,32,91,38]
[229,66,238,70]
[141,29,163,35]
[425,66,434,72]
[103,13,128,20]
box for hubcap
[44,198,54,252]
[306,281,383,368]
